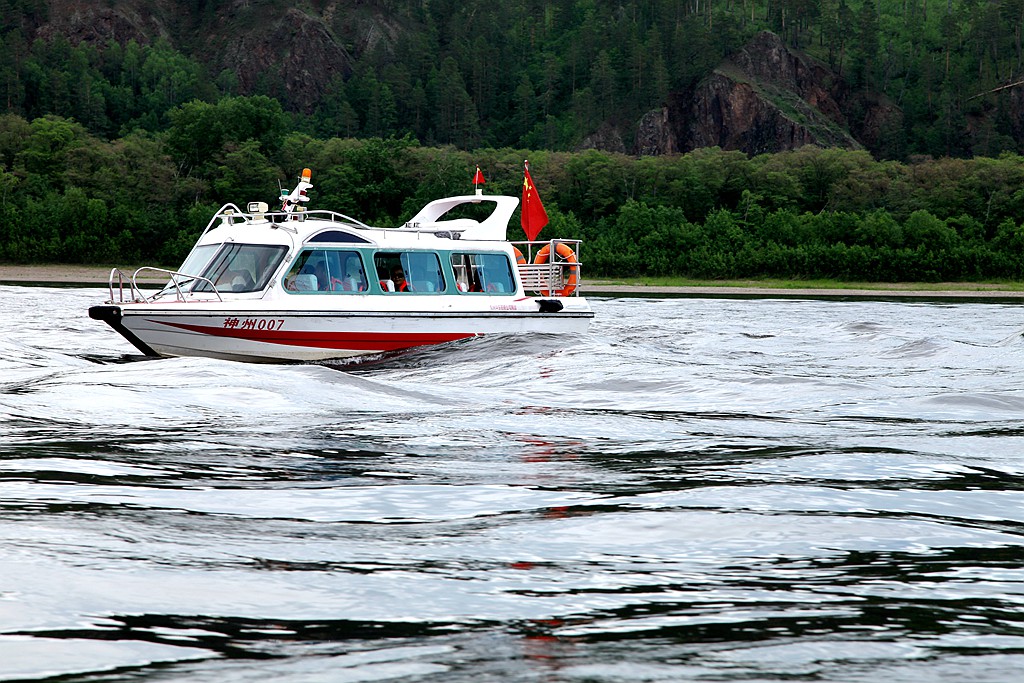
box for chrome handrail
[106,267,138,303]
[301,209,371,229]
[200,205,372,236]
[106,267,223,304]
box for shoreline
[0,264,168,286]
[3,264,1024,299]
[587,282,1024,298]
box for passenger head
[313,261,327,288]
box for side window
[283,249,368,293]
[374,252,445,293]
[451,253,515,294]
[336,252,369,292]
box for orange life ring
[533,242,578,297]
[513,246,526,265]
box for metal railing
[201,204,371,236]
[106,267,223,304]
[512,239,583,296]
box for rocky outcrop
[577,123,628,154]
[727,31,847,126]
[35,0,176,45]
[34,0,372,114]
[204,6,353,113]
[32,6,907,156]
[848,92,904,154]
[634,107,676,156]
[633,31,869,157]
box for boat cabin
[141,195,580,303]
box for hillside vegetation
[3,1,1024,281]
[3,111,1024,282]
[3,0,1024,156]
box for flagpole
[472,165,485,196]
[521,159,549,242]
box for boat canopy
[403,195,519,241]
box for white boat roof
[402,195,519,241]
[200,193,520,249]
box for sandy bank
[0,264,166,285]
[2,264,1023,298]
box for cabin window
[308,230,372,244]
[450,253,515,294]
[374,252,445,293]
[195,244,288,293]
[283,248,369,293]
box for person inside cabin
[283,263,299,291]
[392,267,409,292]
[284,252,318,291]
[311,258,343,291]
[313,261,329,290]
[218,265,254,291]
[255,250,280,287]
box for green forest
[2,0,1024,280]
[4,109,1024,281]
[4,0,1024,156]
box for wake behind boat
[89,167,594,362]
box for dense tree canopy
[2,1,1024,279]
[2,0,1024,157]
[1,107,1023,282]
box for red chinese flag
[472,166,485,185]
[521,164,549,241]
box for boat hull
[90,305,594,362]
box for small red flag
[472,166,485,186]
[521,161,548,241]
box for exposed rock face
[634,107,675,156]
[577,123,627,154]
[633,31,868,156]
[34,0,371,113]
[31,7,908,155]
[205,6,353,113]
[35,0,176,45]
[728,31,847,126]
[686,71,827,153]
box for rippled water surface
[3,284,1024,682]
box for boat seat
[293,274,318,291]
[413,280,436,292]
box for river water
[2,284,1024,682]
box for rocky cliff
[634,32,871,157]
[33,0,390,113]
[201,5,354,113]
[27,5,900,155]
[34,0,177,45]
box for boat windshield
[193,244,289,293]
[156,244,219,296]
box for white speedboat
[89,169,594,362]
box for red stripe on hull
[153,320,473,351]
